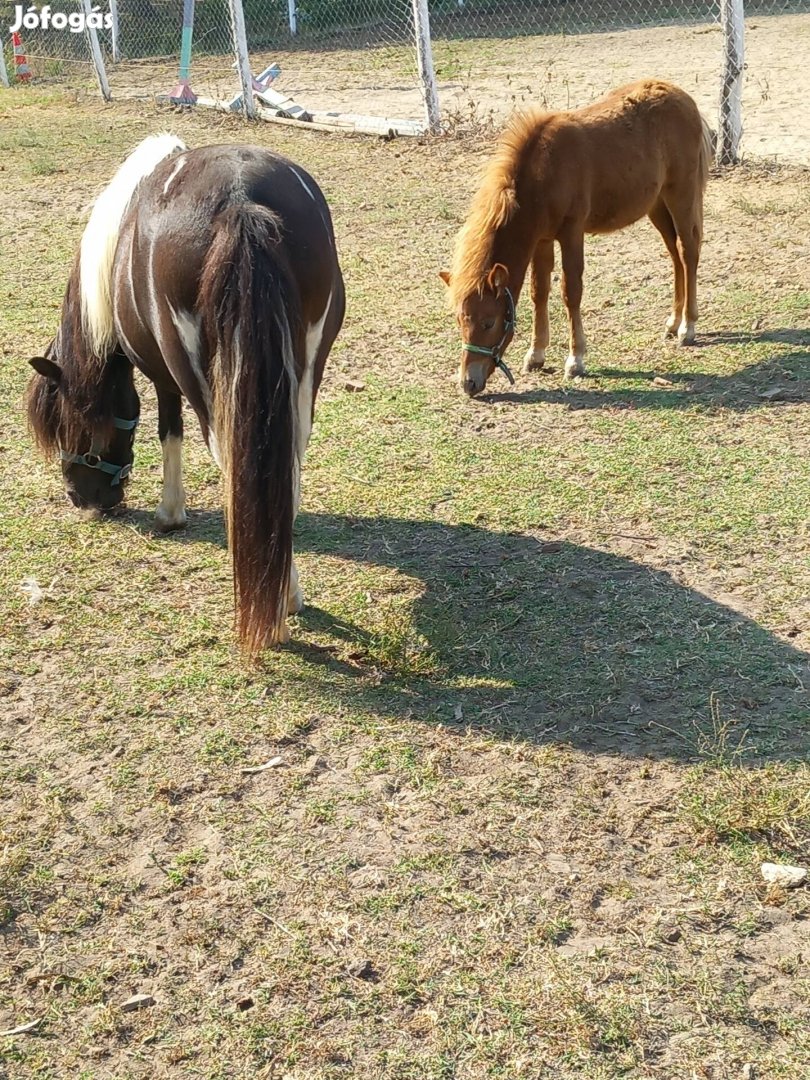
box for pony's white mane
[80,133,187,358]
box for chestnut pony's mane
[448,111,542,307]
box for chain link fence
[1,2,808,161]
[0,1,102,88]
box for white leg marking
[287,559,304,616]
[162,156,186,196]
[564,353,586,379]
[207,431,223,471]
[677,318,696,346]
[523,346,546,372]
[287,289,333,616]
[154,435,187,532]
[564,315,587,379]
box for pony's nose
[462,376,481,397]
[67,490,86,509]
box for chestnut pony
[442,80,713,395]
[27,136,345,652]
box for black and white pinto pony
[27,135,345,653]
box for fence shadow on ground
[484,330,810,411]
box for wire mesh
[0,2,807,162]
[0,0,97,87]
[239,1,422,126]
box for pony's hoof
[276,620,291,645]
[154,507,188,533]
[677,323,696,347]
[523,348,546,373]
[564,355,585,379]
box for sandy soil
[116,14,809,163]
[22,12,810,162]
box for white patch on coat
[168,303,210,410]
[162,156,186,196]
[80,133,186,358]
[298,289,333,462]
[168,302,220,465]
[289,165,316,202]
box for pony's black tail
[199,204,300,654]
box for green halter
[462,287,516,385]
[59,414,139,487]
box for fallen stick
[240,756,284,774]
[1,1018,43,1037]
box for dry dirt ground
[0,91,809,1078]
[95,13,810,165]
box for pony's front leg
[523,240,554,373]
[154,389,187,533]
[648,200,685,341]
[559,228,588,378]
[661,196,702,346]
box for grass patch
[0,91,807,1079]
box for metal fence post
[287,0,298,36]
[411,0,441,134]
[109,0,121,63]
[228,0,256,119]
[82,0,111,100]
[718,0,745,164]
[0,42,9,88]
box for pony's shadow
[120,507,808,763]
[485,330,810,411]
[297,514,809,763]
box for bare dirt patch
[102,14,810,165]
[0,94,808,1078]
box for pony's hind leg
[155,389,187,532]
[648,200,685,340]
[286,287,333,618]
[664,194,702,345]
[524,240,554,373]
[559,226,588,378]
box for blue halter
[462,287,516,385]
[59,414,139,487]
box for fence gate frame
[2,0,759,159]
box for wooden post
[718,0,744,165]
[82,0,111,100]
[227,0,256,119]
[109,0,121,63]
[287,0,297,36]
[0,41,9,88]
[169,0,197,104]
[411,0,440,134]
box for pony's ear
[438,270,451,287]
[487,264,509,294]
[29,357,62,384]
